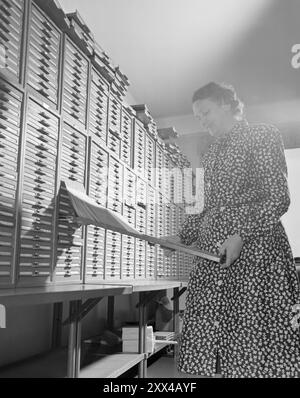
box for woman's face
[193,98,230,137]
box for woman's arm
[239,124,290,242]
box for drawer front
[145,134,155,185]
[108,94,121,139]
[107,157,123,213]
[155,144,164,191]
[62,38,89,126]
[18,98,58,286]
[27,3,61,105]
[123,167,136,207]
[0,0,24,79]
[121,109,132,165]
[0,79,22,285]
[55,122,87,283]
[89,68,109,143]
[121,204,135,279]
[134,121,145,177]
[146,185,156,237]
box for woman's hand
[219,234,243,268]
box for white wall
[282,149,300,258]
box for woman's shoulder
[247,122,280,137]
[245,122,282,147]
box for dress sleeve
[239,124,290,242]
[177,213,203,245]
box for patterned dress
[177,120,300,378]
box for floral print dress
[177,120,300,378]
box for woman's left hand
[219,234,243,268]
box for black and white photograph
[0,0,300,382]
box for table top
[0,280,187,306]
[0,284,133,306]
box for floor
[147,355,222,378]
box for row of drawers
[27,3,61,105]
[0,0,24,80]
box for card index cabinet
[106,156,123,280]
[107,93,121,157]
[62,37,89,128]
[121,107,132,166]
[0,78,23,286]
[26,2,61,107]
[55,122,87,283]
[0,0,194,288]
[18,97,58,285]
[85,138,108,283]
[0,0,25,82]
[145,132,155,186]
[89,67,109,144]
[133,119,145,178]
[146,185,156,279]
[155,192,165,279]
[122,204,136,280]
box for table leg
[138,292,147,378]
[67,300,81,378]
[173,288,180,359]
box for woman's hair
[192,82,244,117]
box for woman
[175,82,300,377]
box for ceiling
[59,0,300,124]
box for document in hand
[61,180,221,263]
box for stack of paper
[122,326,154,354]
[62,180,221,263]
[154,331,175,341]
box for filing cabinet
[135,176,147,278]
[135,204,146,279]
[173,167,184,206]
[163,155,171,202]
[146,185,156,279]
[169,203,178,278]
[108,93,121,157]
[155,192,164,279]
[89,67,109,144]
[85,224,105,282]
[0,0,24,81]
[136,176,147,209]
[123,167,136,208]
[107,155,123,214]
[18,97,58,285]
[106,156,123,279]
[133,119,145,178]
[163,201,172,278]
[66,11,94,57]
[107,130,121,158]
[62,37,88,127]
[145,132,155,186]
[105,230,121,280]
[155,141,164,193]
[89,138,108,208]
[121,204,135,280]
[0,78,22,286]
[121,107,133,166]
[26,2,61,106]
[85,138,109,283]
[0,0,195,288]
[55,122,87,283]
